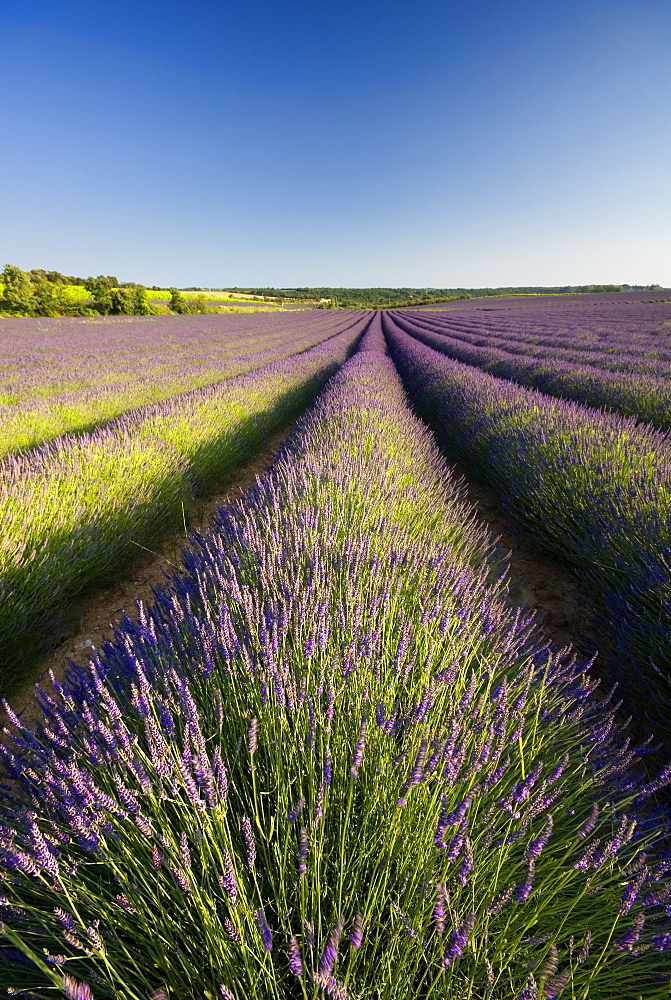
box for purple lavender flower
[525,813,554,862]
[171,866,192,894]
[349,716,367,777]
[324,745,333,785]
[288,795,306,823]
[441,913,476,969]
[303,920,315,948]
[517,974,538,1000]
[515,861,536,903]
[577,803,599,838]
[613,913,644,951]
[458,837,474,886]
[651,934,671,951]
[350,912,363,948]
[255,907,273,951]
[248,718,259,758]
[61,975,94,1000]
[313,972,350,999]
[151,845,163,870]
[218,986,237,1000]
[545,969,571,997]
[223,918,241,942]
[54,908,76,930]
[86,922,103,951]
[619,868,648,914]
[319,915,345,974]
[445,786,480,826]
[298,827,309,875]
[511,761,543,803]
[289,935,303,976]
[433,883,448,933]
[314,782,325,826]
[213,748,228,802]
[577,931,592,964]
[538,944,558,978]
[115,893,137,913]
[135,814,154,837]
[242,816,256,867]
[179,832,191,870]
[219,849,238,905]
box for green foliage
[83,279,156,316]
[169,288,189,313]
[1,264,37,315]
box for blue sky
[2,0,670,287]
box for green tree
[85,275,118,313]
[169,288,188,314]
[106,286,155,315]
[32,280,71,317]
[1,265,37,315]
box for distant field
[5,295,671,999]
[148,289,277,302]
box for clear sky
[2,0,670,287]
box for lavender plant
[0,318,368,685]
[0,311,366,457]
[384,313,671,735]
[0,335,670,998]
[390,309,671,430]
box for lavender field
[2,298,671,999]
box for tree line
[237,284,664,309]
[1,265,665,317]
[0,266,216,317]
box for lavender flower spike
[219,986,237,1000]
[255,907,273,951]
[219,849,238,905]
[441,913,476,969]
[349,716,367,777]
[433,882,448,933]
[517,974,538,1000]
[319,915,345,974]
[298,826,309,875]
[248,718,259,757]
[350,912,363,949]
[242,816,256,867]
[289,935,303,976]
[61,976,94,1000]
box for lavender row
[0,319,368,688]
[0,312,366,457]
[384,314,671,737]
[402,309,671,381]
[0,341,670,998]
[402,301,671,371]
[392,312,671,430]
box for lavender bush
[0,331,670,998]
[384,315,671,734]
[390,309,671,430]
[0,312,367,457]
[0,318,368,686]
